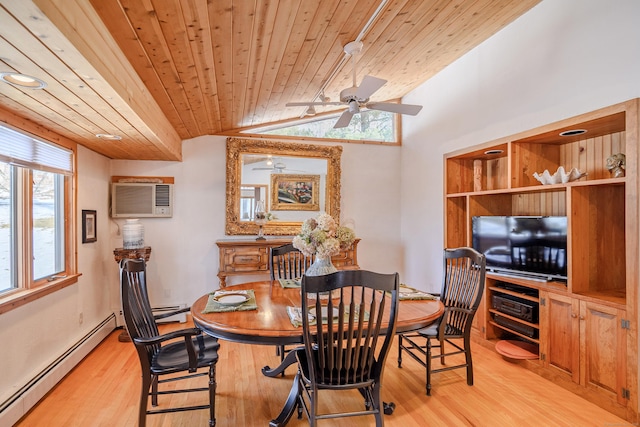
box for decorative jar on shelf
[122,219,144,249]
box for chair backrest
[300,270,399,386]
[269,243,313,280]
[439,247,486,338]
[120,258,159,367]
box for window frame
[229,108,402,146]
[0,113,78,315]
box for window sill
[0,274,82,315]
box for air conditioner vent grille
[155,184,171,207]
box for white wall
[109,136,403,308]
[400,0,640,292]
[0,145,113,407]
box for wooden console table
[215,238,360,287]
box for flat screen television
[471,215,568,282]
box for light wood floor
[16,321,631,427]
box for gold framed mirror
[225,137,342,236]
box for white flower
[292,213,355,258]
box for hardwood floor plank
[15,320,628,426]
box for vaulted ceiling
[0,0,539,161]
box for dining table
[191,280,444,426]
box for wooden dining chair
[269,243,313,281]
[397,247,486,395]
[295,269,399,426]
[269,243,313,364]
[120,258,220,427]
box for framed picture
[270,174,320,211]
[82,210,97,243]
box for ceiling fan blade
[334,110,354,128]
[366,102,423,115]
[355,75,387,100]
[286,101,343,107]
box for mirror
[226,137,342,236]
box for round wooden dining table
[191,280,443,426]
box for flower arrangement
[292,213,356,259]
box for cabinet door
[542,292,580,383]
[579,301,627,405]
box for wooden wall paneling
[247,1,299,126]
[208,0,234,131]
[266,1,346,125]
[469,193,513,217]
[445,197,467,248]
[165,0,219,135]
[33,0,183,160]
[87,0,192,139]
[260,1,318,125]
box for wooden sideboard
[215,238,360,287]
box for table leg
[269,371,301,427]
[262,346,299,377]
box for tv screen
[472,216,567,282]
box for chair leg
[151,374,158,406]
[139,374,152,427]
[309,385,318,427]
[397,334,403,368]
[464,335,474,386]
[426,337,432,396]
[372,383,383,427]
[439,338,445,364]
[211,337,220,426]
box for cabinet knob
[571,313,577,318]
[579,315,585,320]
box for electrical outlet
[164,289,171,298]
[79,312,84,325]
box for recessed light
[484,149,504,155]
[559,129,587,137]
[0,72,47,89]
[96,133,122,140]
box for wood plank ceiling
[0,0,540,160]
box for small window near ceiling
[245,110,398,143]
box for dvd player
[492,294,538,323]
[493,314,538,338]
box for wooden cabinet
[540,292,628,408]
[216,238,360,286]
[444,99,639,421]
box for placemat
[286,305,369,328]
[278,278,301,288]
[202,289,257,313]
[399,284,438,301]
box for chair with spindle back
[120,258,220,427]
[295,269,399,426]
[397,247,486,395]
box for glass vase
[305,256,339,300]
[305,256,338,277]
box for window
[0,122,75,301]
[244,109,398,143]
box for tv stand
[486,268,568,284]
[444,99,638,421]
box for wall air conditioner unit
[111,182,173,218]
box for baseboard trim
[0,313,117,426]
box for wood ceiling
[0,0,540,161]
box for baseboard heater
[0,314,116,426]
[153,304,187,323]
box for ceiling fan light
[348,100,360,114]
[305,106,316,116]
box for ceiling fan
[286,41,423,128]
[252,158,305,173]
